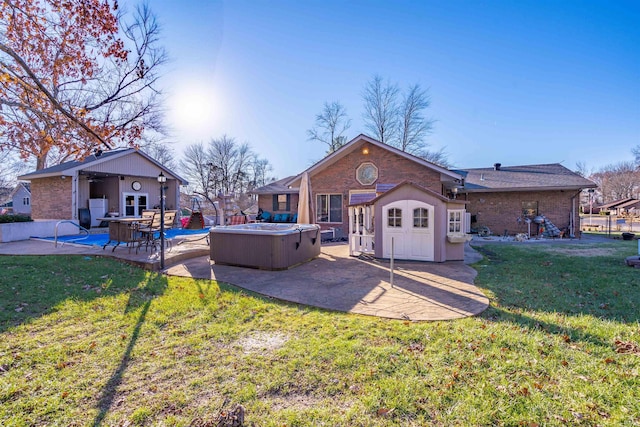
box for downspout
[570,190,582,239]
[72,173,79,220]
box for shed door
[382,200,434,261]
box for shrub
[0,214,33,223]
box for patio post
[158,172,167,269]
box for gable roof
[455,163,596,193]
[250,176,299,195]
[285,134,462,187]
[596,197,637,210]
[9,182,31,198]
[17,148,187,184]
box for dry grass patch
[235,331,289,355]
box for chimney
[494,163,501,171]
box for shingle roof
[596,197,636,210]
[250,176,299,195]
[19,149,128,178]
[455,163,596,193]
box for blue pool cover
[38,227,210,247]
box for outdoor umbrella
[297,171,311,224]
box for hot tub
[210,223,321,270]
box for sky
[136,0,639,179]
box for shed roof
[456,163,596,193]
[349,181,467,207]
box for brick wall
[464,190,582,236]
[310,144,443,231]
[258,194,299,214]
[31,177,73,220]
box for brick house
[457,163,596,237]
[18,149,186,227]
[253,134,596,262]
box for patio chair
[141,210,178,252]
[137,212,162,253]
[163,210,177,231]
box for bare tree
[575,161,592,177]
[362,75,399,145]
[307,101,351,154]
[590,161,640,202]
[633,145,640,168]
[180,136,273,210]
[418,147,450,168]
[399,84,435,153]
[145,142,178,171]
[362,76,447,165]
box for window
[272,194,290,211]
[388,208,402,227]
[123,193,148,217]
[316,194,343,223]
[23,197,30,206]
[413,208,429,228]
[448,209,464,234]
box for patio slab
[165,243,489,321]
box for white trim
[122,192,150,217]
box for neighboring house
[18,149,187,227]
[252,134,597,262]
[593,198,640,216]
[9,182,31,215]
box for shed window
[388,208,402,228]
[23,197,30,206]
[316,194,342,223]
[413,208,429,228]
[448,209,464,234]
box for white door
[382,200,434,261]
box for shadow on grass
[92,272,167,426]
[0,254,168,425]
[0,255,164,333]
[472,242,640,324]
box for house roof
[596,198,638,210]
[349,181,467,207]
[616,199,640,209]
[249,176,299,195]
[455,163,597,193]
[17,148,188,185]
[9,182,31,198]
[285,134,463,188]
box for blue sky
[142,0,639,178]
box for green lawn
[1,241,639,426]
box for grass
[1,241,639,426]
